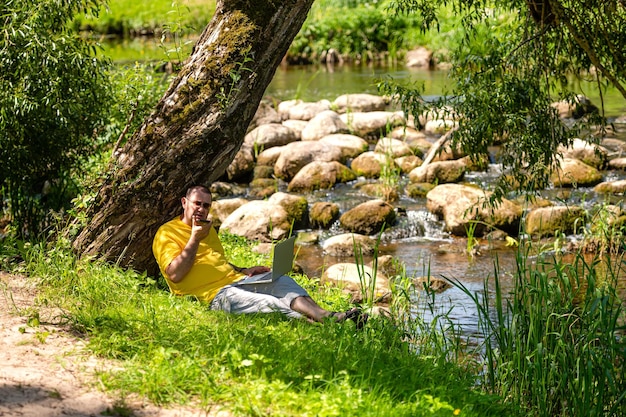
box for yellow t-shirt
[152,217,243,302]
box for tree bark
[72,0,314,275]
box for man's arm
[165,222,210,283]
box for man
[153,185,366,326]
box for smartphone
[197,219,212,224]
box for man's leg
[290,296,333,322]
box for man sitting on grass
[152,185,367,327]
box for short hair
[185,185,211,198]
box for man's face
[181,190,212,225]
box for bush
[0,0,112,237]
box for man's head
[181,185,212,226]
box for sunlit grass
[2,233,511,416]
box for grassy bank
[77,0,463,63]
[1,234,510,416]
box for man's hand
[240,265,271,276]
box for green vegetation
[0,0,112,238]
[2,233,509,416]
[453,247,626,416]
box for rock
[332,93,389,113]
[593,179,626,194]
[608,157,626,170]
[281,99,332,121]
[551,158,603,187]
[350,151,396,178]
[426,184,523,236]
[340,111,405,138]
[395,155,423,174]
[408,159,466,184]
[309,201,340,229]
[424,119,457,134]
[601,137,626,153]
[268,192,309,229]
[277,99,300,119]
[256,146,284,166]
[321,263,391,303]
[339,199,396,235]
[226,144,255,181]
[210,197,248,229]
[405,47,433,69]
[525,206,586,237]
[374,137,414,158]
[244,123,298,152]
[406,182,436,198]
[413,276,451,293]
[288,161,357,192]
[318,133,369,159]
[252,164,275,180]
[301,110,350,141]
[322,233,375,256]
[220,200,292,242]
[249,101,281,131]
[282,119,308,139]
[558,138,608,169]
[209,182,247,198]
[551,95,598,119]
[274,141,344,181]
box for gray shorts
[209,275,310,319]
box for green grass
[75,0,215,36]
[1,233,510,416]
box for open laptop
[236,236,296,285]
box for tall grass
[453,244,626,416]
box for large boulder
[593,179,626,195]
[426,184,523,236]
[268,192,309,229]
[374,137,414,158]
[319,133,369,159]
[525,206,586,237]
[322,233,375,256]
[321,263,391,303]
[244,123,298,152]
[405,47,433,69]
[220,200,292,242]
[608,157,626,171]
[395,155,423,174]
[350,151,395,178]
[408,159,466,184]
[558,138,608,169]
[274,141,344,181]
[279,99,331,121]
[551,158,603,187]
[332,93,389,113]
[288,161,357,192]
[282,119,308,139]
[256,146,284,166]
[309,201,340,229]
[339,199,396,235]
[210,197,248,229]
[301,110,350,141]
[340,111,405,138]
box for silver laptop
[236,236,296,285]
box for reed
[453,243,626,416]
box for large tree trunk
[72,0,314,275]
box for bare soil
[0,273,229,417]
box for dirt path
[0,273,228,417]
